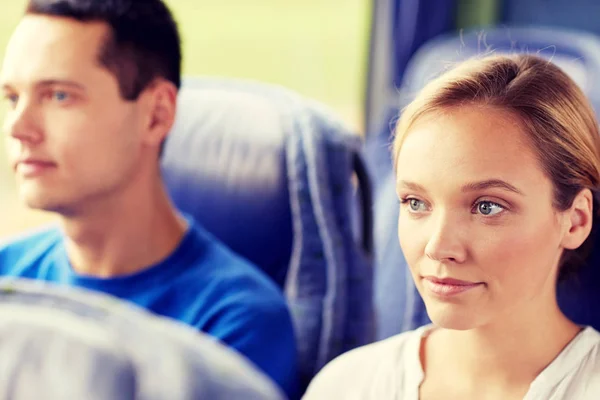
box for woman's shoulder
[302,325,432,399]
[532,326,600,399]
[561,326,600,396]
[571,327,600,385]
[563,326,600,373]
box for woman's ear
[561,188,594,250]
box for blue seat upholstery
[399,27,600,113]
[370,26,600,339]
[161,77,375,389]
[0,279,284,400]
[502,0,600,37]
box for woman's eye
[402,198,428,213]
[476,201,504,216]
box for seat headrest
[503,0,600,37]
[0,279,285,400]
[399,26,600,115]
[161,78,293,285]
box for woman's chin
[424,301,481,331]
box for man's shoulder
[183,221,286,302]
[0,225,63,271]
[173,222,297,399]
[162,221,290,324]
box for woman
[303,54,600,399]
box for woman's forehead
[395,106,550,194]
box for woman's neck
[420,299,581,397]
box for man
[0,0,298,397]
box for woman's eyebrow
[396,179,524,196]
[461,179,524,195]
[396,180,429,194]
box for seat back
[371,27,600,339]
[0,279,285,400]
[161,77,375,388]
[367,0,600,138]
[502,0,600,36]
[365,0,457,136]
[399,27,600,112]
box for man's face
[1,15,147,214]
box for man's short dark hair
[26,0,182,101]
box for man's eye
[53,91,69,101]
[3,94,18,105]
[42,90,70,103]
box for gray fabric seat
[0,279,285,400]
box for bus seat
[161,77,375,389]
[398,27,600,114]
[370,26,600,339]
[0,279,284,400]
[502,0,600,37]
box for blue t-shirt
[0,220,298,399]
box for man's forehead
[11,15,108,47]
[1,15,108,83]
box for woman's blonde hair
[392,54,600,279]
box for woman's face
[395,106,568,330]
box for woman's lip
[422,276,480,286]
[422,276,483,297]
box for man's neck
[61,180,188,278]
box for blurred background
[0,0,371,238]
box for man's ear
[140,79,177,149]
[560,188,594,250]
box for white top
[303,325,600,400]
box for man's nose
[4,99,43,145]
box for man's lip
[14,159,57,176]
[20,160,55,165]
[422,276,482,286]
[14,159,56,168]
